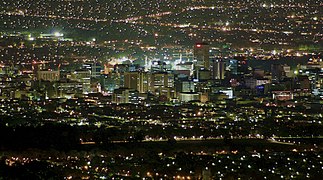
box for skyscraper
[211,59,225,80]
[124,71,149,93]
[193,42,210,70]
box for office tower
[151,61,166,72]
[225,59,238,75]
[180,81,195,93]
[83,63,103,78]
[211,59,225,80]
[149,72,175,99]
[113,88,139,104]
[124,71,148,93]
[194,42,210,70]
[70,69,91,94]
[55,79,83,98]
[271,64,292,80]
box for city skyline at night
[0,0,322,179]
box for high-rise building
[271,64,286,81]
[124,71,148,93]
[55,79,83,98]
[193,42,210,70]
[211,59,225,80]
[83,63,103,78]
[101,73,123,93]
[113,88,139,104]
[225,59,238,75]
[69,69,91,94]
[149,72,175,99]
[151,61,166,72]
[179,81,195,93]
[150,72,174,90]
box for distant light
[92,38,96,42]
[54,32,63,37]
[196,44,202,48]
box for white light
[54,32,62,37]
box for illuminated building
[211,59,225,80]
[55,79,83,98]
[193,42,210,70]
[113,88,139,104]
[149,72,175,99]
[37,70,60,82]
[179,92,200,102]
[225,59,238,75]
[178,81,195,93]
[83,63,103,78]
[69,69,91,94]
[124,71,149,93]
[272,91,293,101]
[245,77,271,89]
[151,61,167,72]
[271,64,289,81]
[101,73,123,93]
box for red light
[196,44,202,48]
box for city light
[0,0,322,179]
[54,32,63,37]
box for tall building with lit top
[193,42,210,70]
